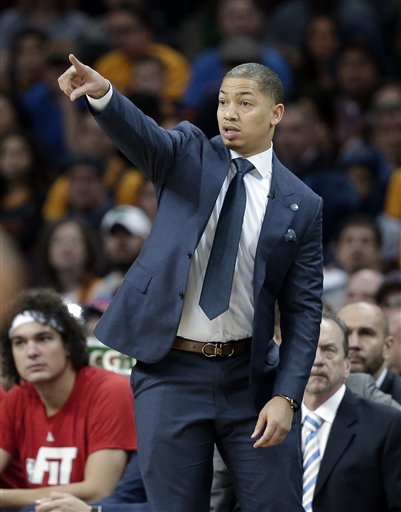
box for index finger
[69,53,85,73]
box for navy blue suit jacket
[313,389,401,512]
[92,89,323,408]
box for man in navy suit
[58,55,323,512]
[302,314,401,512]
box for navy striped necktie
[199,158,255,320]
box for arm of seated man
[0,448,128,508]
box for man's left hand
[251,395,294,448]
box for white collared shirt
[301,385,346,459]
[87,88,273,341]
[375,367,388,388]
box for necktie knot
[233,158,254,176]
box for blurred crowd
[1,0,400,311]
[0,1,401,509]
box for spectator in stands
[6,27,48,95]
[90,205,152,300]
[328,213,383,274]
[264,0,382,73]
[182,0,294,115]
[337,140,389,216]
[322,213,382,310]
[42,111,145,217]
[333,37,383,147]
[273,99,335,178]
[367,81,401,173]
[302,314,401,512]
[337,301,401,403]
[0,92,32,138]
[375,270,401,312]
[0,130,54,253]
[42,154,113,231]
[345,268,384,304]
[0,287,136,509]
[94,1,190,103]
[125,54,177,123]
[32,219,103,306]
[387,308,401,375]
[384,167,401,221]
[0,0,91,54]
[297,14,340,96]
[19,48,84,168]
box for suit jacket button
[179,291,184,299]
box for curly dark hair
[1,287,89,385]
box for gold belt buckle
[201,342,234,357]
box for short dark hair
[224,63,284,104]
[335,213,382,248]
[1,288,89,385]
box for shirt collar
[229,144,273,179]
[375,367,388,388]
[302,384,346,426]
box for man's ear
[271,103,284,126]
[383,335,394,361]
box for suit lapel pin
[290,203,299,211]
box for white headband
[8,311,64,337]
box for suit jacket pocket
[265,339,280,367]
[126,263,152,294]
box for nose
[348,331,360,351]
[26,340,40,357]
[313,346,324,366]
[224,103,238,119]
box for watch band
[278,394,299,411]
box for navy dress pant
[131,349,303,512]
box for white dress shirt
[87,88,273,342]
[301,385,346,459]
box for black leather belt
[172,337,251,358]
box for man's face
[10,322,71,384]
[104,225,144,270]
[335,225,380,273]
[68,164,105,211]
[337,302,389,378]
[346,270,384,303]
[217,76,283,157]
[305,318,349,401]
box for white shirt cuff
[86,81,113,110]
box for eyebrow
[219,89,256,98]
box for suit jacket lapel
[253,154,297,293]
[314,390,357,496]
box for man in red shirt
[0,288,136,509]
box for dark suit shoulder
[341,388,401,426]
[380,371,401,404]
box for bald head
[337,302,391,378]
